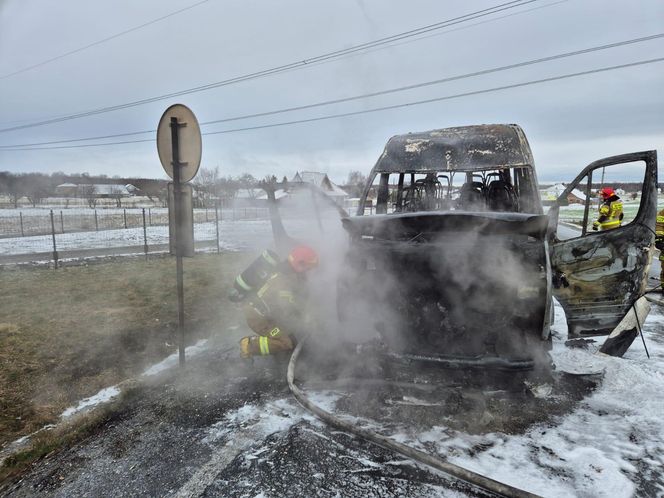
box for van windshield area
[367,167,539,215]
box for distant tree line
[0,169,274,209]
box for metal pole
[149,208,152,226]
[19,212,24,237]
[94,209,98,231]
[142,208,149,261]
[60,210,64,233]
[215,200,220,253]
[171,116,186,367]
[50,209,58,269]
[123,208,128,229]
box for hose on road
[287,340,542,498]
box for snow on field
[0,213,340,258]
[0,220,272,256]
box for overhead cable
[2,57,662,152]
[1,33,662,149]
[0,0,544,133]
[0,0,214,80]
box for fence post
[94,209,98,231]
[142,208,149,261]
[19,212,24,237]
[149,208,152,226]
[50,210,59,269]
[215,201,220,253]
[205,207,209,222]
[123,208,128,229]
[60,210,64,233]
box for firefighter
[656,207,664,289]
[592,187,623,231]
[238,245,319,358]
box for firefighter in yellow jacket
[656,208,664,287]
[592,187,623,231]
[238,245,319,358]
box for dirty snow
[383,302,664,497]
[141,339,209,376]
[185,299,664,497]
[60,386,121,419]
[55,339,211,422]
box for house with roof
[540,183,586,204]
[291,171,348,205]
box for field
[0,253,251,447]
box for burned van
[337,124,658,371]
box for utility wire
[0,0,214,80]
[0,0,543,134]
[2,33,662,149]
[2,57,662,152]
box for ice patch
[142,339,208,376]
[61,386,121,418]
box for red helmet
[600,187,614,199]
[288,245,319,273]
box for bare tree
[24,173,52,207]
[345,170,368,197]
[109,185,124,208]
[79,184,98,209]
[194,166,220,206]
[3,173,27,208]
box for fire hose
[287,339,542,498]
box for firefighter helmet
[600,187,614,199]
[288,245,319,273]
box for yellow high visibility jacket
[656,208,664,261]
[656,208,664,238]
[593,196,623,230]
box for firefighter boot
[239,335,295,358]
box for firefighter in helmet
[592,187,623,231]
[236,245,318,358]
[655,207,664,289]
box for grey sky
[0,0,662,184]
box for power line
[2,57,661,152]
[0,0,214,80]
[2,32,662,149]
[0,0,544,134]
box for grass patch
[0,383,143,486]
[0,252,250,448]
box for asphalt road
[1,347,486,498]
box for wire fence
[0,206,271,266]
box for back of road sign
[157,104,202,183]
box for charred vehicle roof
[338,124,658,373]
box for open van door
[547,151,658,356]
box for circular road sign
[157,104,202,183]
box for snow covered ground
[0,210,337,260]
[169,298,664,498]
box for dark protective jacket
[246,269,308,333]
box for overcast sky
[0,0,662,184]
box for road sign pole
[157,104,201,368]
[171,116,186,367]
